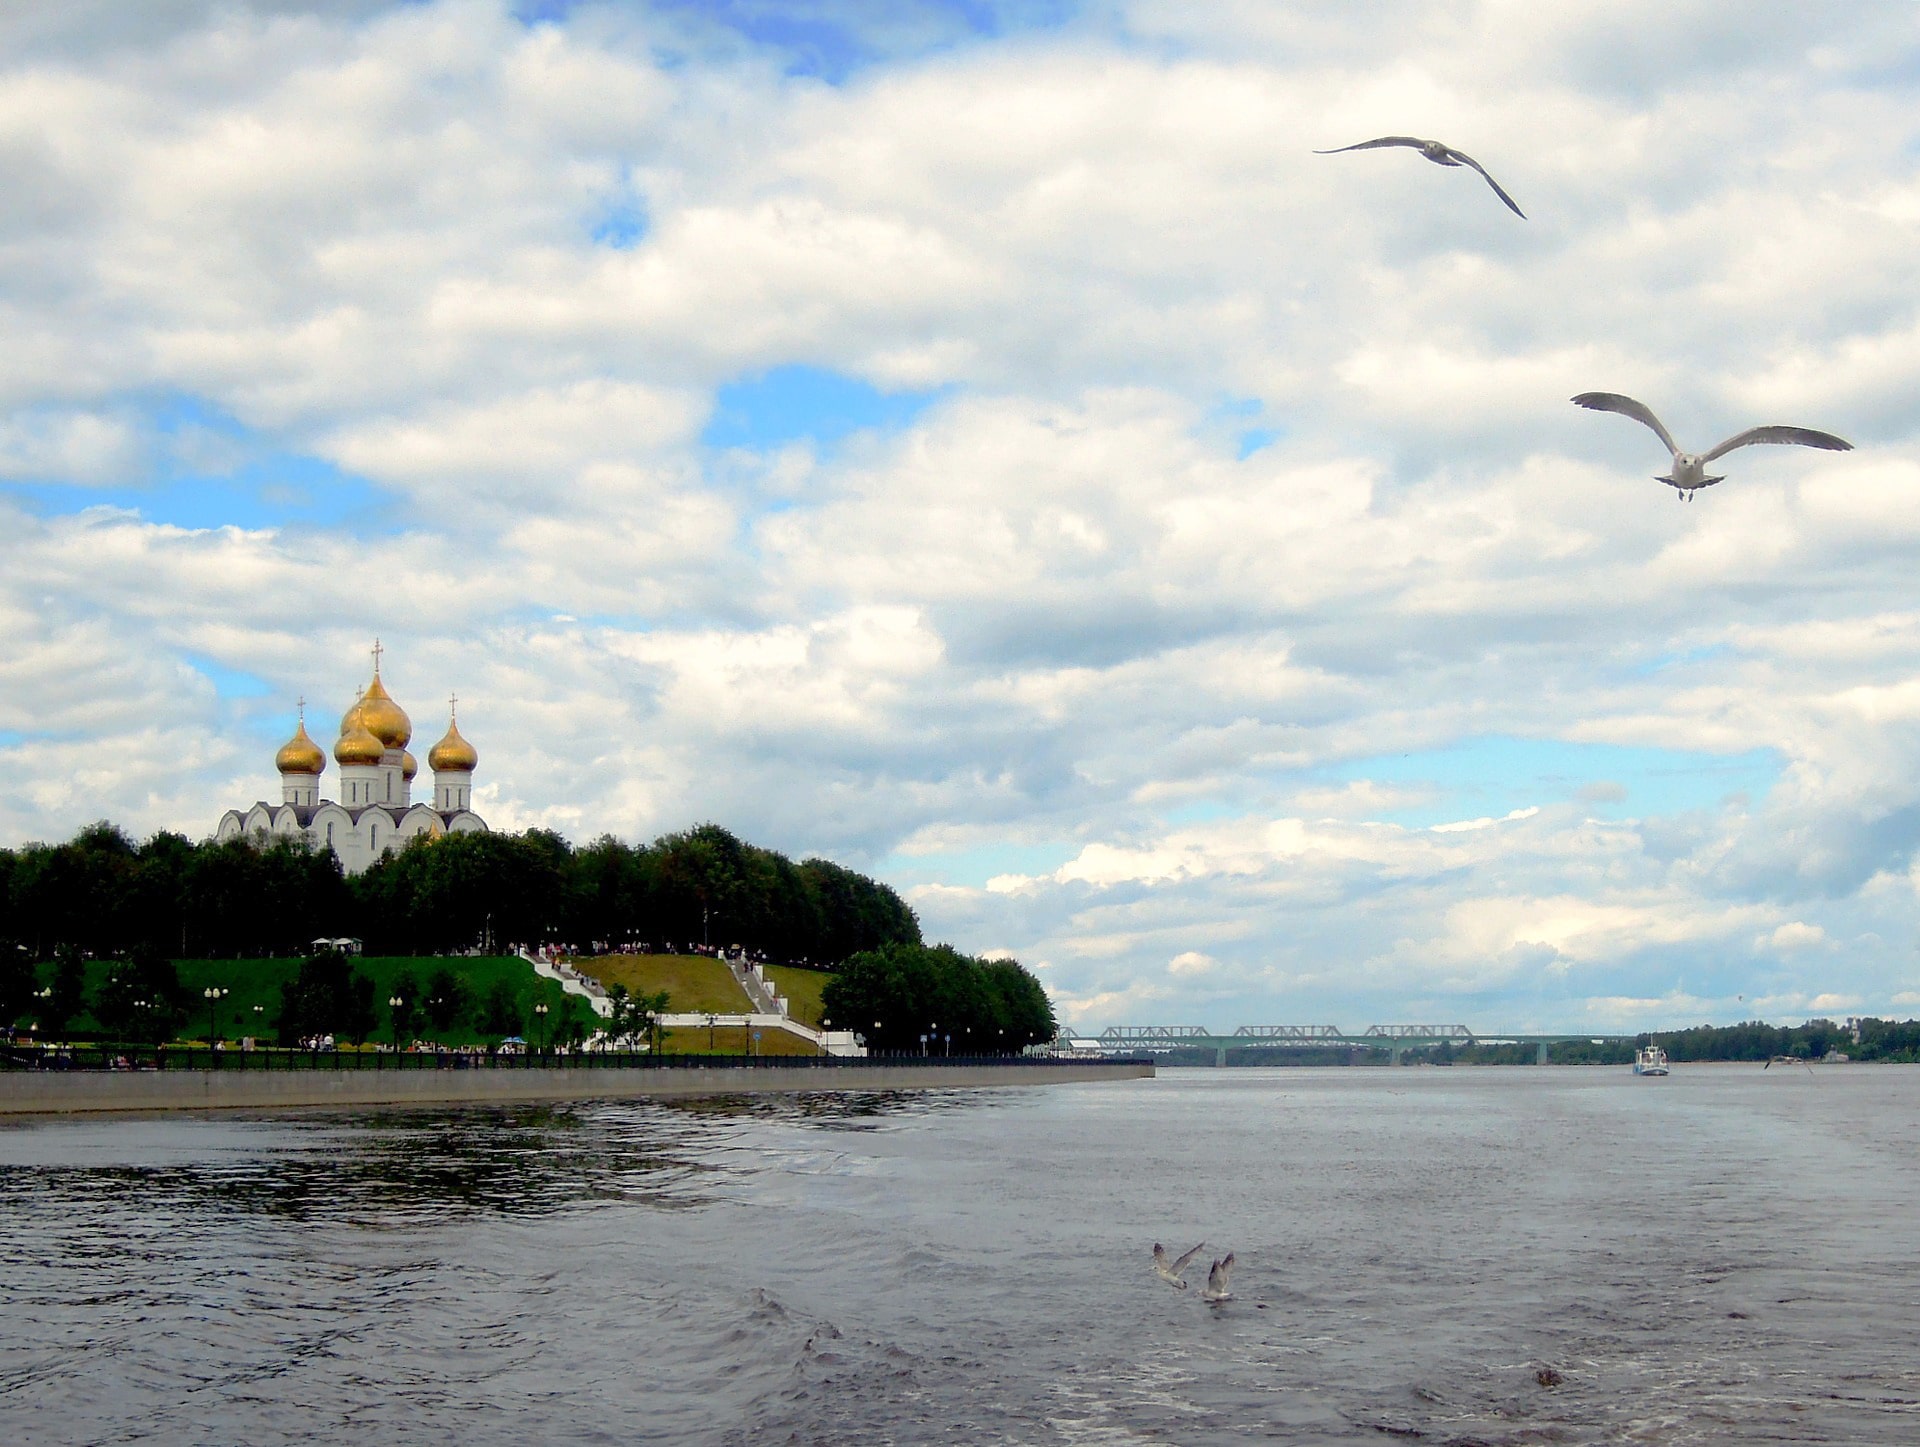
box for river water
[2,1065,1917,1444]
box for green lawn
[29,955,587,1048]
[20,952,841,1054]
[657,1022,824,1056]
[574,953,752,1015]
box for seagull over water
[1152,1241,1206,1290]
[1201,1253,1236,1304]
[1314,136,1525,218]
[1571,393,1854,502]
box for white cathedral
[216,645,488,874]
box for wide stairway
[522,948,865,1055]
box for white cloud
[4,1,1920,1031]
[1768,921,1828,952]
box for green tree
[95,952,189,1045]
[275,951,377,1046]
[422,966,471,1033]
[0,944,32,1032]
[824,942,1054,1054]
[478,978,522,1039]
[387,968,421,1046]
[40,950,88,1039]
[608,984,669,1051]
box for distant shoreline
[0,1058,1153,1116]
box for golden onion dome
[335,721,385,767]
[356,675,412,750]
[401,749,418,781]
[428,717,478,773]
[275,720,325,775]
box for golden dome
[401,749,418,780]
[355,675,412,750]
[334,721,385,767]
[428,717,478,773]
[275,720,325,775]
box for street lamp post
[534,1001,550,1053]
[388,995,405,1051]
[203,986,228,1050]
[707,1013,716,1052]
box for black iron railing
[1,1045,1150,1074]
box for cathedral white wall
[222,710,487,875]
[434,771,471,812]
[339,763,379,807]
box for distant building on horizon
[215,642,487,874]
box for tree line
[1640,1017,1920,1063]
[822,942,1056,1053]
[0,820,920,964]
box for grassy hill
[23,952,841,1055]
[573,954,752,1014]
[574,954,835,1031]
[31,955,587,1049]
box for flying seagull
[1201,1253,1236,1304]
[1571,393,1853,501]
[1152,1241,1206,1290]
[1314,136,1525,218]
[1765,1055,1817,1077]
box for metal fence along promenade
[0,1046,1155,1114]
[2,1045,1149,1075]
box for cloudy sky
[5,1,1920,1033]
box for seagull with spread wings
[1200,1253,1236,1304]
[1151,1241,1206,1290]
[1571,393,1853,501]
[1314,136,1525,218]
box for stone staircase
[521,948,614,1018]
[520,947,863,1054]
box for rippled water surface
[3,1066,1918,1444]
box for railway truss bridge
[1069,1023,1636,1066]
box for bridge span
[1068,1024,1635,1066]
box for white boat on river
[1633,1045,1670,1076]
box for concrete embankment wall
[0,1060,1152,1116]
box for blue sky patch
[1632,642,1734,676]
[590,179,648,249]
[1315,735,1781,828]
[188,655,274,702]
[879,839,1077,889]
[624,1,1078,83]
[2,394,394,534]
[1207,395,1284,459]
[704,364,946,452]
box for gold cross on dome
[371,638,384,676]
[449,691,458,721]
[297,695,306,723]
